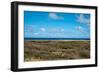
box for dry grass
[24,40,90,62]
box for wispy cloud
[76,26,90,38]
[49,13,63,20]
[41,27,46,32]
[34,33,39,35]
[61,29,64,32]
[24,25,34,34]
[76,26,84,33]
[76,14,90,25]
[47,28,65,33]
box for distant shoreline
[24,38,90,41]
[24,40,90,41]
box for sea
[24,38,90,40]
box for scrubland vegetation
[24,40,90,62]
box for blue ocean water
[24,38,90,40]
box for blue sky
[24,11,90,38]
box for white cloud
[76,26,84,33]
[61,29,64,32]
[76,14,90,25]
[49,13,63,20]
[34,33,38,35]
[41,28,46,32]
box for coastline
[24,40,90,41]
